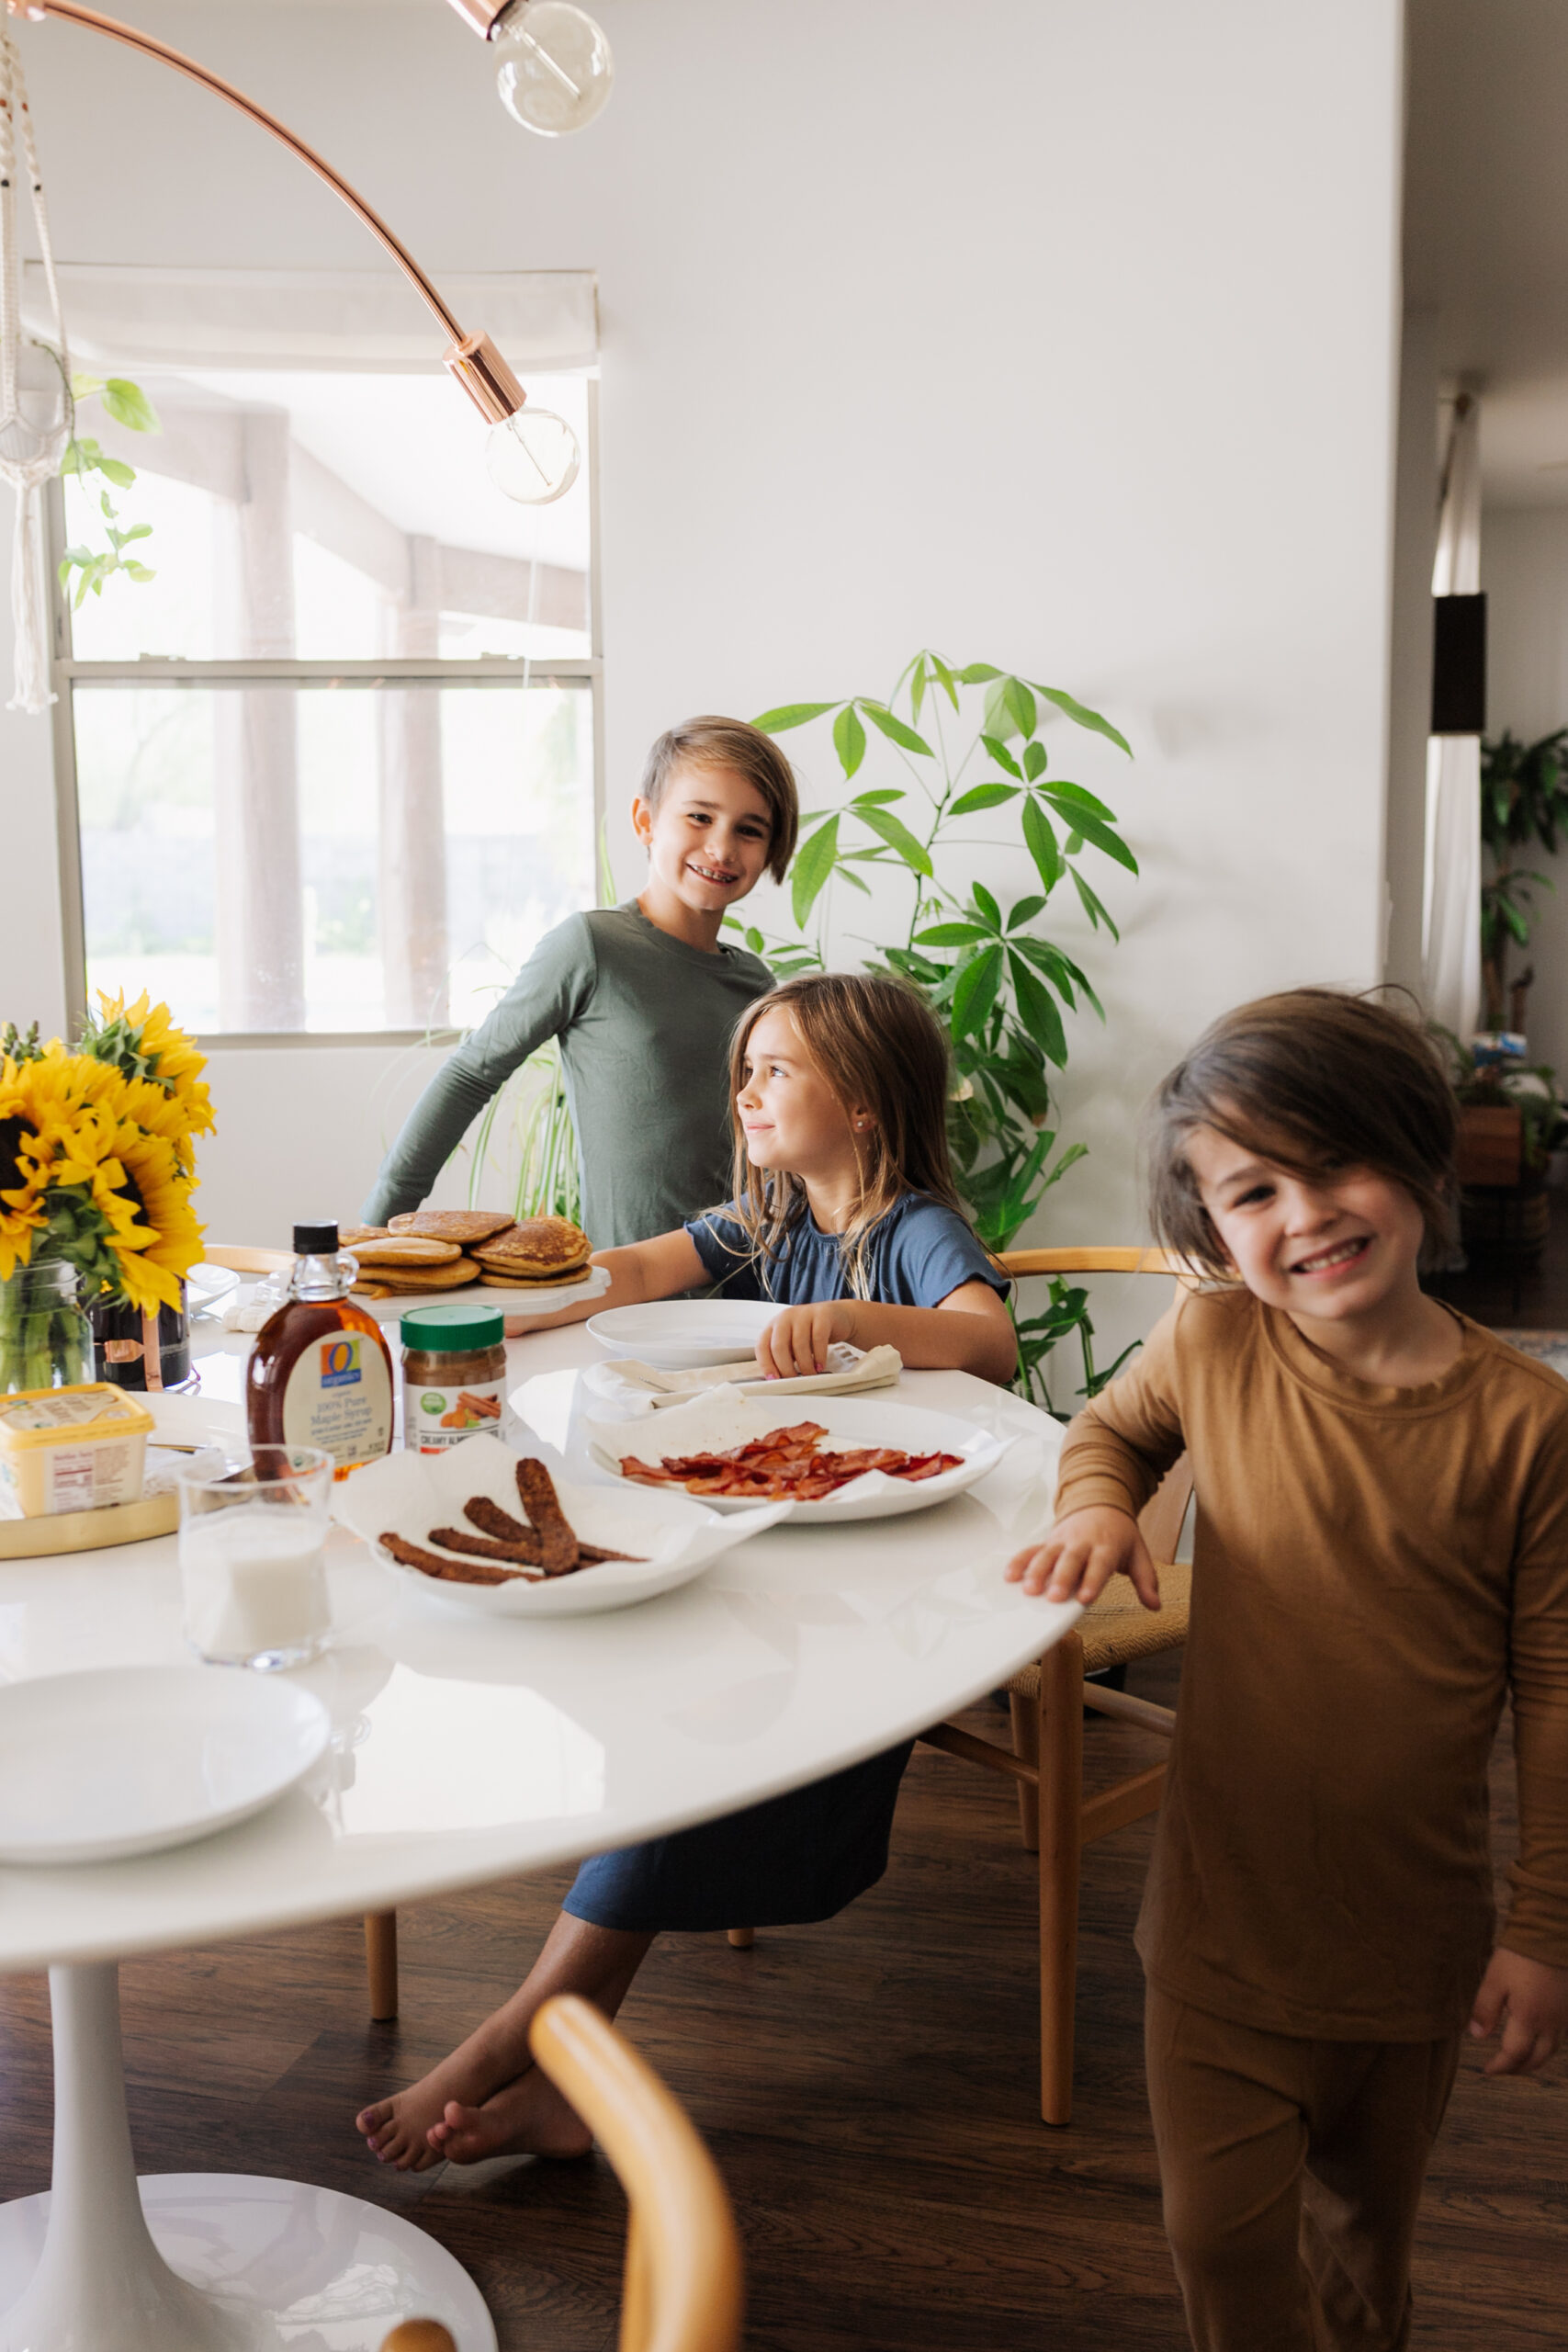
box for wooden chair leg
[1038,1630,1085,2127]
[726,1928,755,1949]
[1008,1690,1041,1851]
[366,1909,399,2020]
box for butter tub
[0,1385,155,1519]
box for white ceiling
[1406,0,1568,505]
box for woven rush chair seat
[1006,1559,1192,1689]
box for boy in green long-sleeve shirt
[364,716,797,1247]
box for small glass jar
[400,1304,508,1453]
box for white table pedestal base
[0,1965,494,2352]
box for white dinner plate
[583,1390,1016,1523]
[356,1261,612,1325]
[336,1432,788,1616]
[586,1298,777,1370]
[0,1666,331,1864]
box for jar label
[406,1375,506,1452]
[281,1332,394,1468]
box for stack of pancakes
[469,1216,593,1292]
[341,1212,592,1299]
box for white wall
[1480,506,1568,1076]
[1,0,1404,1294]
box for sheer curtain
[1422,391,1482,1036]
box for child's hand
[1469,1947,1568,2075]
[755,1302,856,1380]
[1004,1506,1161,1611]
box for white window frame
[44,278,604,1049]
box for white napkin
[581,1342,902,1417]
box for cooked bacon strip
[617,1424,964,1500]
[465,1497,544,1557]
[428,1526,547,1574]
[517,1457,581,1576]
[380,1532,525,1587]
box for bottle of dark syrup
[245,1223,395,1480]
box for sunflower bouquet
[0,993,213,1392]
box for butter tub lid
[0,1384,157,1447]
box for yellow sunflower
[0,1056,49,1282]
[92,991,215,1149]
[50,1104,203,1316]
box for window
[44,268,601,1040]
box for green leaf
[1055,805,1138,875]
[834,702,867,779]
[1070,866,1121,941]
[100,379,161,434]
[854,803,933,876]
[118,523,153,545]
[745,926,765,953]
[1008,956,1069,1067]
[70,372,106,400]
[850,787,905,807]
[952,944,1004,1040]
[979,734,1023,781]
[916,922,992,945]
[885,947,949,984]
[956,662,1001,684]
[1003,678,1038,738]
[836,865,871,895]
[909,656,928,727]
[123,561,156,582]
[983,679,1016,740]
[1021,796,1064,893]
[1041,779,1117,821]
[1022,741,1047,782]
[1029,682,1133,756]
[861,701,933,757]
[753,701,839,733]
[96,457,135,488]
[1007,894,1047,929]
[790,816,840,927]
[972,881,1002,932]
[929,652,962,709]
[948,782,1020,815]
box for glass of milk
[178,1447,334,1669]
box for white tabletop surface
[0,1324,1071,1975]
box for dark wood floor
[0,1651,1560,2348]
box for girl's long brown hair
[712,973,971,1298]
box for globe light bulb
[487,407,581,503]
[493,0,613,136]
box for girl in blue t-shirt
[356,973,1017,2171]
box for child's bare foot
[425,2064,593,2165]
[356,2031,525,2170]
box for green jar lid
[400,1302,506,1352]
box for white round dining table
[0,1318,1072,2352]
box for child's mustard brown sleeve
[1053,1295,1189,1524]
[1503,1410,1568,1969]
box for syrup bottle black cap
[293,1222,340,1255]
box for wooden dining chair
[379,1994,744,2352]
[918,1244,1194,2127]
[206,1241,402,2023]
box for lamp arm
[5,0,526,422]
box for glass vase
[0,1259,96,1395]
[90,1284,193,1394]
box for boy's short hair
[639,716,800,887]
[1147,988,1458,1276]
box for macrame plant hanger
[0,18,71,716]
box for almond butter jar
[399,1305,508,1453]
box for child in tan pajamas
[1008,989,1568,2352]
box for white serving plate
[586,1298,777,1370]
[336,1432,787,1617]
[186,1262,241,1317]
[0,1666,331,1864]
[583,1390,1016,1523]
[355,1261,611,1325]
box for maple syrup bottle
[245,1223,395,1479]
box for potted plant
[1479,728,1568,1034]
[1436,1027,1562,1264]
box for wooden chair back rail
[379,1998,743,2352]
[998,1245,1188,1277]
[202,1242,293,1274]
[530,1996,744,2352]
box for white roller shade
[21,264,598,374]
